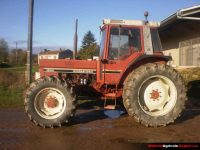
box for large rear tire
[24,76,77,128]
[123,63,186,127]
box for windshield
[99,29,106,58]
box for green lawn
[0,86,24,107]
[0,65,38,107]
[0,65,39,73]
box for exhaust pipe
[73,19,78,59]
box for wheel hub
[138,75,177,116]
[45,96,58,108]
[150,89,160,101]
[34,88,66,119]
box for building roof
[159,5,200,31]
[40,50,60,55]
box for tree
[78,31,99,59]
[9,49,28,65]
[33,54,38,64]
[9,48,37,66]
[0,38,9,63]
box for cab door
[96,26,108,84]
[104,25,143,84]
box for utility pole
[16,41,18,65]
[73,19,78,59]
[27,0,34,84]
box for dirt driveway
[0,82,200,150]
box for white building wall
[38,54,59,64]
[163,48,180,67]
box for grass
[0,65,38,108]
[0,86,24,107]
[177,67,200,85]
[0,65,39,73]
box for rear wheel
[123,63,186,127]
[24,76,77,128]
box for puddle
[78,127,93,131]
[78,124,114,132]
[104,109,126,119]
[0,128,27,133]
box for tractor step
[104,94,117,109]
[104,84,118,110]
[104,105,116,110]
[104,93,116,97]
[104,93,117,110]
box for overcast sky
[0,0,199,53]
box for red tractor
[25,17,186,128]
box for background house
[38,49,73,63]
[159,5,200,67]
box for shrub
[0,70,25,107]
[0,70,20,88]
[0,62,11,68]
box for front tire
[123,63,186,127]
[24,76,77,128]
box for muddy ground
[0,81,200,150]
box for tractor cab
[99,19,162,61]
[96,19,165,86]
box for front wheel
[123,63,186,127]
[24,76,77,128]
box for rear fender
[119,55,172,85]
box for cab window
[108,27,141,60]
[99,29,106,58]
[151,29,162,52]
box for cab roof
[102,19,160,27]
